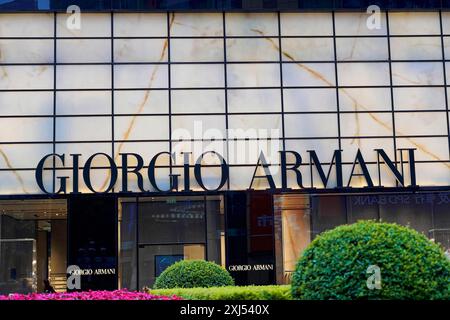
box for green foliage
[291,221,450,300]
[149,285,291,300]
[153,260,234,289]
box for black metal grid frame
[0,11,448,194]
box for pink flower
[0,289,182,301]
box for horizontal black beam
[2,1,450,13]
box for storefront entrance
[0,199,67,294]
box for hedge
[291,220,450,300]
[153,260,234,289]
[149,285,292,300]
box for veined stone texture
[0,12,448,193]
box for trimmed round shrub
[153,260,234,289]
[291,221,450,300]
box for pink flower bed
[0,289,182,300]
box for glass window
[119,196,224,289]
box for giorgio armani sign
[35,148,417,195]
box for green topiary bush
[153,260,234,289]
[291,221,450,300]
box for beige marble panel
[281,38,334,61]
[284,114,338,138]
[114,13,167,37]
[0,65,53,90]
[443,37,450,59]
[280,13,333,36]
[339,88,391,111]
[0,144,53,169]
[282,209,310,272]
[284,139,339,165]
[392,62,443,86]
[340,112,393,137]
[0,91,53,115]
[393,87,446,111]
[0,13,53,37]
[442,12,450,34]
[55,143,112,167]
[114,64,168,88]
[173,165,226,191]
[284,88,336,112]
[56,91,111,115]
[228,139,280,166]
[395,112,448,136]
[282,63,335,87]
[396,137,449,162]
[343,163,397,187]
[228,114,282,133]
[228,89,280,113]
[56,13,110,37]
[335,12,387,36]
[0,39,53,63]
[57,39,110,63]
[56,116,111,141]
[338,63,390,86]
[171,38,223,62]
[114,116,169,141]
[225,13,277,37]
[171,64,224,88]
[172,115,226,138]
[390,37,442,60]
[228,63,280,87]
[0,118,52,142]
[336,37,388,61]
[341,138,395,162]
[414,162,450,186]
[172,90,224,114]
[227,38,278,62]
[389,12,440,35]
[114,39,168,62]
[114,90,168,114]
[171,13,223,36]
[57,65,110,89]
[229,165,281,190]
[0,170,49,195]
[114,142,169,166]
[172,140,226,167]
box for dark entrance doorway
[67,195,117,291]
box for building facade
[0,1,449,294]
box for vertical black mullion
[135,196,139,290]
[223,12,230,190]
[111,12,115,193]
[203,195,208,260]
[331,11,342,152]
[277,12,286,155]
[439,11,450,160]
[167,12,173,178]
[386,11,399,172]
[52,12,57,194]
